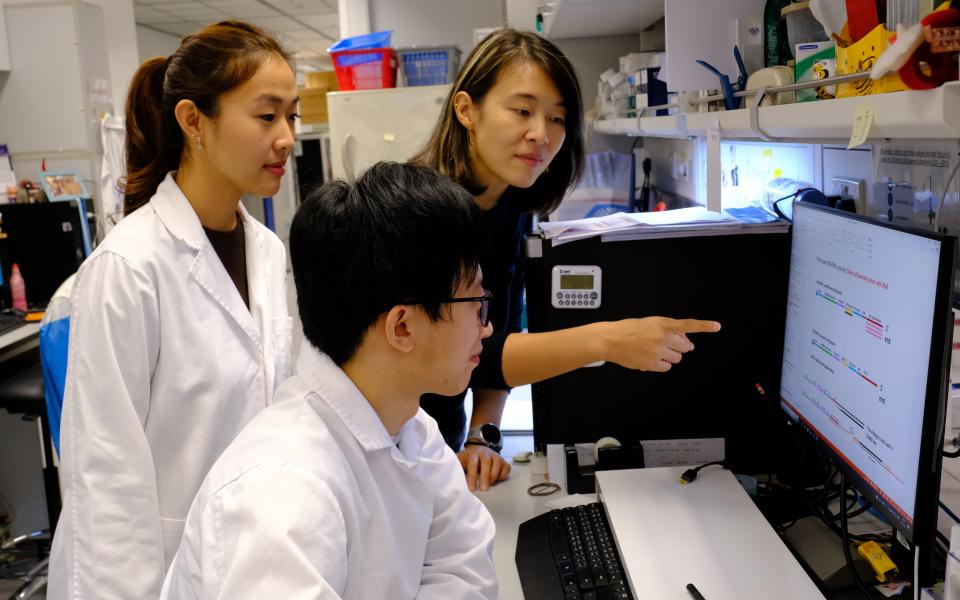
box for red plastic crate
[331,48,397,91]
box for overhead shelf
[593,82,960,142]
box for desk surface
[479,435,551,598]
[598,467,825,600]
[0,322,39,358]
[482,436,825,600]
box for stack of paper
[538,205,789,246]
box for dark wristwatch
[465,423,503,453]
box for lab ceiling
[133,0,339,66]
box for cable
[944,434,960,458]
[941,500,960,524]
[934,154,960,233]
[679,461,724,484]
[771,187,820,222]
[772,193,796,221]
[840,475,877,598]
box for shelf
[593,115,691,138]
[593,82,960,142]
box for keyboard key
[576,566,594,590]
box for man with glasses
[160,162,498,599]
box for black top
[203,217,249,308]
[420,194,533,450]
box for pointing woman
[413,29,721,491]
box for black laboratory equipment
[524,228,795,477]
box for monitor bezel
[781,202,955,552]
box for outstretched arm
[501,317,722,388]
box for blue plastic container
[327,30,392,53]
[398,46,461,86]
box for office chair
[0,275,73,600]
[1,529,49,599]
[39,274,74,456]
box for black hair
[410,28,584,216]
[290,162,489,366]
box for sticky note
[848,103,875,149]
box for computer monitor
[780,202,955,583]
[0,201,90,308]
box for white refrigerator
[327,84,450,179]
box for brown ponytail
[123,21,293,215]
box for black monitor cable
[771,187,820,222]
[944,434,960,458]
[679,461,725,485]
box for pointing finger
[674,319,722,334]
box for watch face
[480,423,502,444]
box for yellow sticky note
[848,104,875,149]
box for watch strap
[464,439,502,453]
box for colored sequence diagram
[810,338,879,387]
[801,375,904,486]
[816,289,885,340]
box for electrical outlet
[832,176,866,213]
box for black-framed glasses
[436,290,494,327]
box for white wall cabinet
[505,0,539,33]
[0,4,10,72]
[0,1,112,232]
[506,0,663,39]
[544,0,662,39]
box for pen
[686,582,707,600]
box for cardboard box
[304,71,338,89]
[298,87,329,125]
[795,41,836,102]
[836,24,906,97]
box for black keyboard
[0,312,25,336]
[516,502,633,600]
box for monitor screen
[0,201,89,308]
[780,202,954,544]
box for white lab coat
[48,173,294,600]
[160,345,498,600]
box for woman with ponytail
[49,21,298,598]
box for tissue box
[836,24,906,97]
[795,41,836,102]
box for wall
[369,0,504,56]
[0,1,9,71]
[2,0,138,115]
[136,24,180,63]
[95,0,139,115]
[552,34,639,155]
[645,137,701,204]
